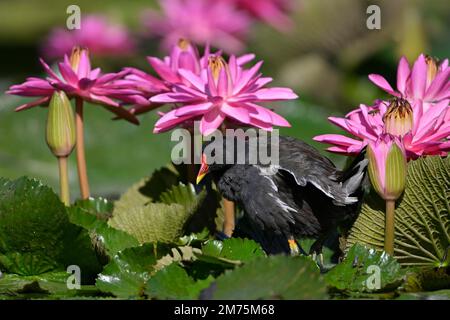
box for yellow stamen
[177,38,190,51]
[425,55,438,84]
[208,56,227,81]
[69,46,88,72]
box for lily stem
[385,199,396,255]
[223,199,235,237]
[220,124,235,237]
[75,97,90,199]
[58,156,70,206]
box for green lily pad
[109,183,206,244]
[200,238,266,264]
[67,198,139,256]
[325,244,406,293]
[204,255,327,299]
[145,263,214,300]
[346,157,450,267]
[0,177,101,278]
[0,271,100,298]
[403,267,450,292]
[95,243,171,299]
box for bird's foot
[309,250,325,272]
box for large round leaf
[0,177,102,278]
[109,183,206,244]
[346,157,450,267]
[203,256,327,299]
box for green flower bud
[367,135,407,201]
[46,91,76,157]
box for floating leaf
[68,198,139,256]
[397,289,450,300]
[403,267,450,292]
[0,177,101,277]
[114,166,179,210]
[200,238,265,264]
[109,183,206,244]
[96,244,170,298]
[0,272,99,298]
[346,157,450,267]
[203,256,327,299]
[325,244,405,293]
[145,263,214,300]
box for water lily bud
[46,91,76,157]
[383,98,413,137]
[367,135,407,201]
[425,55,438,84]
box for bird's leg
[288,237,301,256]
[222,199,235,237]
[309,237,326,270]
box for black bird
[196,135,368,257]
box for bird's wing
[230,165,320,238]
[272,136,353,205]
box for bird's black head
[196,151,233,184]
[196,135,252,184]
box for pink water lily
[143,0,251,53]
[150,55,298,135]
[223,0,294,31]
[368,54,450,110]
[119,40,255,115]
[43,15,136,59]
[7,47,139,124]
[314,98,450,159]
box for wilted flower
[367,135,407,201]
[46,91,76,158]
[150,55,298,135]
[223,0,294,31]
[42,15,136,59]
[314,97,450,159]
[7,47,138,124]
[143,0,250,53]
[368,54,450,110]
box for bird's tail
[338,149,369,204]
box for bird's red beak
[196,154,209,184]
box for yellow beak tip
[196,174,205,185]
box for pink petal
[39,58,62,81]
[150,92,198,103]
[236,53,255,66]
[148,57,179,83]
[368,74,397,96]
[410,54,427,100]
[174,102,212,117]
[200,107,225,135]
[425,67,450,101]
[14,96,51,111]
[397,56,410,95]
[217,67,229,96]
[58,62,79,85]
[220,103,250,124]
[252,87,298,101]
[232,61,263,95]
[77,50,92,79]
[178,69,206,92]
